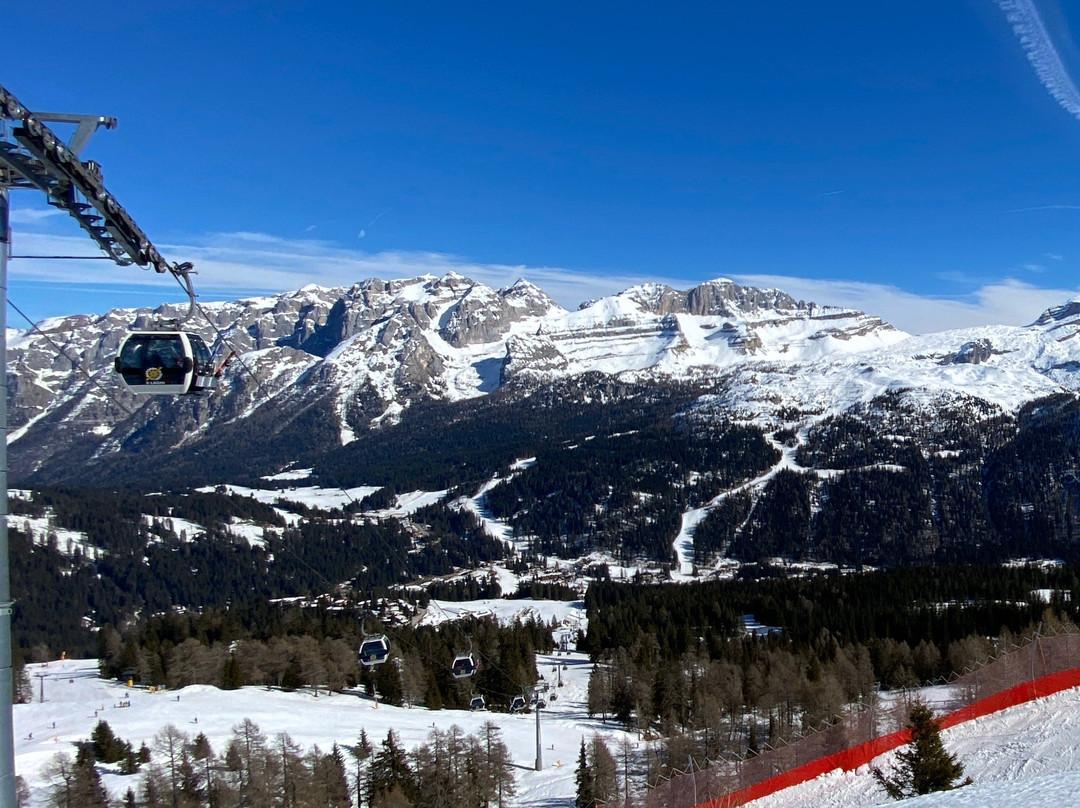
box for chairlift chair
[114,330,218,395]
[358,634,390,667]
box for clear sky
[5,0,1080,333]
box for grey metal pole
[534,697,542,771]
[0,184,16,808]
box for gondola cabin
[114,331,217,395]
[469,694,486,711]
[451,653,478,679]
[509,695,527,713]
[358,635,390,667]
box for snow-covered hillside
[0,272,1017,482]
[14,600,622,808]
[746,684,1080,808]
[16,652,1080,808]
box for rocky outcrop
[951,339,993,365]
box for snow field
[13,598,619,808]
[745,685,1080,808]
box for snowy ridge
[13,273,1080,483]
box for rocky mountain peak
[1034,299,1080,327]
[14,277,1080,486]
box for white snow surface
[16,655,1080,808]
[141,515,207,542]
[419,598,586,634]
[6,514,96,558]
[746,685,1080,808]
[196,483,381,511]
[15,633,622,808]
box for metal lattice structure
[0,82,197,313]
[0,80,197,806]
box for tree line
[95,602,553,712]
[578,565,1079,763]
[8,488,508,660]
[42,718,516,808]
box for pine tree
[189,732,218,808]
[587,663,611,720]
[351,729,374,807]
[221,654,243,690]
[575,738,595,808]
[873,700,969,799]
[368,729,416,807]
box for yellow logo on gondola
[145,367,164,383]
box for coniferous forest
[43,718,517,808]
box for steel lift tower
[0,81,195,806]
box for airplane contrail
[998,0,1080,122]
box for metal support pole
[0,184,16,808]
[534,697,543,771]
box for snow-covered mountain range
[7,272,1080,488]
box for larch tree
[589,736,619,806]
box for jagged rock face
[1034,300,1080,327]
[12,270,1080,487]
[618,279,807,318]
[438,279,559,348]
[952,339,993,365]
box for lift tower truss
[0,80,196,806]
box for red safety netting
[642,631,1080,808]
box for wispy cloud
[358,212,384,240]
[1008,204,1080,212]
[8,208,64,226]
[6,230,688,313]
[998,0,1080,121]
[732,273,1077,334]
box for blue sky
[6,0,1080,333]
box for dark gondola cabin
[358,635,390,667]
[451,653,478,679]
[115,331,217,395]
[469,694,486,711]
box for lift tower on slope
[0,81,197,806]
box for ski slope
[14,596,1080,808]
[746,684,1080,807]
[13,598,622,808]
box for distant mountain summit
[7,273,1080,488]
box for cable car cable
[155,277,544,700]
[158,270,275,402]
[7,298,136,416]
